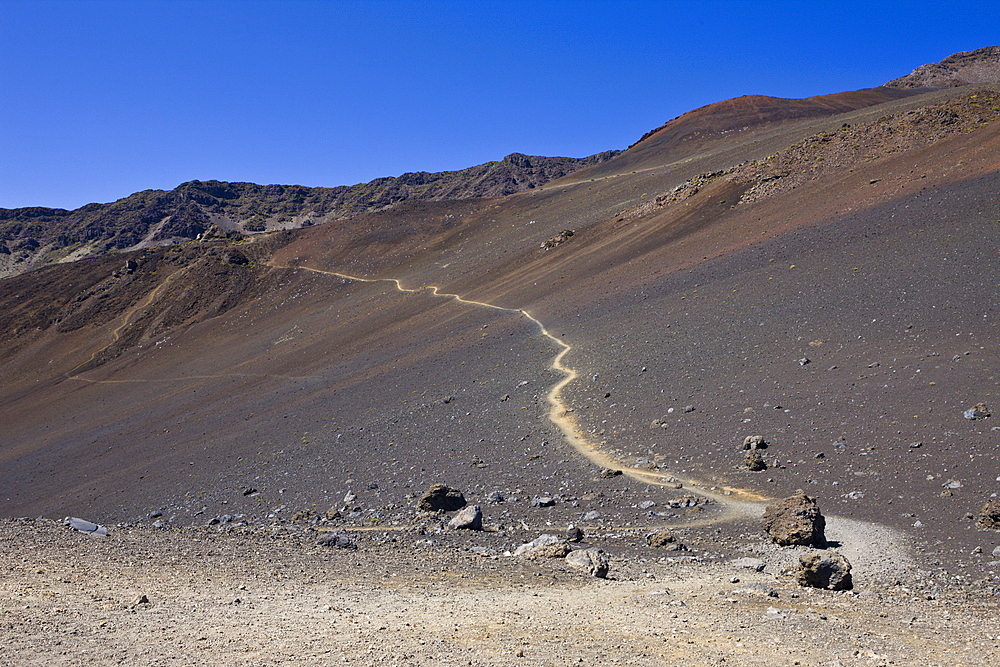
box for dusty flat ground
[2,519,998,667]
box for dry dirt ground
[1,518,998,667]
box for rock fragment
[565,549,609,578]
[513,534,571,558]
[731,557,766,572]
[646,530,687,550]
[761,490,826,546]
[65,517,108,537]
[417,484,467,512]
[964,402,991,420]
[742,435,768,450]
[565,525,584,542]
[447,505,483,531]
[796,550,852,590]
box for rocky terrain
[1,48,998,665]
[0,151,618,279]
[884,46,1000,89]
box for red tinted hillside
[583,88,919,176]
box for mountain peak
[883,46,1000,89]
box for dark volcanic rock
[762,490,827,547]
[417,484,467,512]
[745,449,767,471]
[315,533,357,550]
[796,550,853,590]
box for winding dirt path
[277,263,920,580]
[279,263,764,510]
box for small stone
[798,357,810,365]
[964,402,991,420]
[532,496,556,507]
[486,491,505,504]
[731,557,766,572]
[581,511,602,522]
[637,500,656,510]
[742,435,768,450]
[738,583,778,598]
[599,468,623,478]
[447,505,483,531]
[565,525,584,542]
[682,405,695,413]
[131,594,150,605]
[565,549,609,578]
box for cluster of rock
[761,491,852,591]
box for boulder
[745,450,767,471]
[417,484,466,512]
[315,533,357,550]
[796,550,852,590]
[762,490,826,546]
[447,505,483,530]
[646,530,686,550]
[65,517,108,537]
[976,500,1000,530]
[513,534,571,558]
[565,549,609,578]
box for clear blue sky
[2,0,996,210]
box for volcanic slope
[1,84,998,588]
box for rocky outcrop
[883,46,1000,89]
[796,550,852,590]
[762,490,826,547]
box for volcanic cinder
[0,48,998,666]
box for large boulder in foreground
[796,550,852,590]
[762,490,826,546]
[417,484,467,512]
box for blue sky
[2,0,997,210]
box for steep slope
[0,72,997,586]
